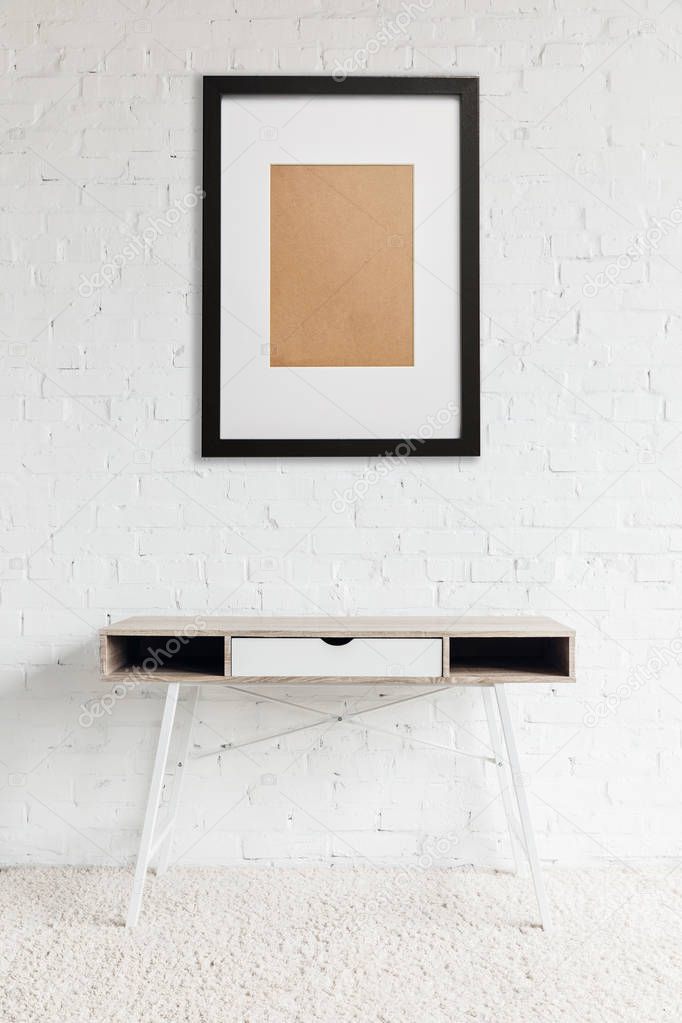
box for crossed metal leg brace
[125,682,551,931]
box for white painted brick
[2,5,681,869]
[401,531,486,554]
[231,48,278,71]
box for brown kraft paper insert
[270,164,414,367]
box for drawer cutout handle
[320,637,353,646]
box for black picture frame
[202,75,480,458]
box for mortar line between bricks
[160,477,263,554]
[11,35,129,142]
[20,139,243,338]
[114,351,257,462]
[532,790,643,874]
[532,468,637,563]
[525,359,645,451]
[531,728,583,780]
[25,578,100,635]
[26,143,209,300]
[25,728,78,780]
[532,148,637,230]
[150,36,188,71]
[279,516,331,559]
[166,792,250,869]
[404,467,516,556]
[205,579,254,616]
[26,789,126,867]
[29,145,153,234]
[280,782,512,882]
[25,462,136,565]
[479,96,517,126]
[163,692,295,867]
[22,354,139,451]
[434,699,498,762]
[277,787,397,867]
[535,33,635,127]
[538,582,633,659]
[168,715,346,869]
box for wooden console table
[99,615,575,930]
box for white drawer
[230,637,443,678]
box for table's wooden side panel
[567,634,576,678]
[100,634,127,675]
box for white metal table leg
[156,685,199,876]
[482,686,523,875]
[494,684,552,931]
[126,682,180,929]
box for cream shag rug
[0,866,680,1022]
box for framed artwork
[202,76,479,457]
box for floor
[0,865,680,1022]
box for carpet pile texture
[0,865,679,1022]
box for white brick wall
[2,0,682,869]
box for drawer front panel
[231,637,443,678]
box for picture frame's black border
[202,75,480,457]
